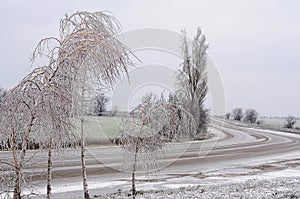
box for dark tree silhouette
[244,109,259,124]
[93,93,109,116]
[285,116,297,129]
[232,108,243,121]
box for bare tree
[243,109,259,124]
[225,112,231,120]
[0,71,47,198]
[46,11,134,199]
[38,76,76,199]
[63,12,133,199]
[176,28,209,138]
[0,65,74,198]
[120,93,195,198]
[232,108,243,121]
[285,116,297,129]
[93,93,109,116]
[0,11,134,199]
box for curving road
[2,118,300,198]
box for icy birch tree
[32,11,133,199]
[0,11,134,199]
[56,12,133,199]
[120,93,196,198]
[176,28,209,138]
[0,64,75,198]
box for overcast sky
[0,0,299,117]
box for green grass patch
[72,116,122,145]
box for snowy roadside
[101,177,300,199]
[96,161,300,199]
[10,160,300,198]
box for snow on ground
[99,177,300,199]
[246,128,300,138]
[100,176,300,199]
[97,163,300,199]
[22,178,129,197]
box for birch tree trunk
[14,113,35,199]
[11,121,21,199]
[81,117,90,199]
[80,80,90,199]
[13,169,21,199]
[131,144,139,199]
[47,138,53,199]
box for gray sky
[0,0,299,117]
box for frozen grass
[100,177,300,199]
[261,117,300,129]
[73,116,122,145]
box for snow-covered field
[261,117,300,129]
